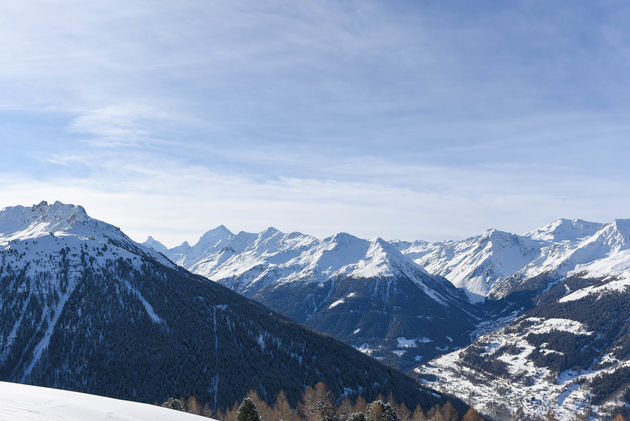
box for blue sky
[1,0,630,246]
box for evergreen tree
[236,398,261,421]
[348,413,367,421]
[185,396,202,414]
[160,397,183,411]
[366,400,399,421]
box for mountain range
[145,226,483,371]
[5,200,630,419]
[145,216,630,419]
[149,217,630,304]
[0,201,462,413]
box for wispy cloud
[1,1,630,244]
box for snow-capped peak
[0,201,89,240]
[525,218,603,242]
[0,201,110,245]
[194,225,234,250]
[0,201,174,268]
[343,237,441,289]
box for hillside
[0,381,207,421]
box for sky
[1,0,630,247]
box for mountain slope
[0,201,463,413]
[0,381,207,421]
[152,228,481,372]
[394,229,544,300]
[492,219,630,298]
[393,218,629,301]
[416,270,630,420]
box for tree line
[159,382,484,421]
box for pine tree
[366,400,399,421]
[160,397,183,411]
[426,405,442,421]
[247,390,272,420]
[392,401,410,421]
[236,398,261,421]
[185,396,202,414]
[348,413,367,421]
[300,385,318,421]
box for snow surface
[559,272,630,303]
[524,317,592,336]
[328,298,345,309]
[0,381,208,421]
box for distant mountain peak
[526,218,602,242]
[260,226,281,236]
[328,232,362,245]
[195,225,235,248]
[143,236,168,253]
[204,224,232,235]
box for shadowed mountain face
[0,201,466,413]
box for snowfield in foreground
[0,381,208,421]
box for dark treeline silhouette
[161,382,484,421]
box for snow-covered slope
[394,229,544,300]
[492,219,630,297]
[525,218,603,242]
[392,218,630,300]
[0,201,174,268]
[0,381,206,421]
